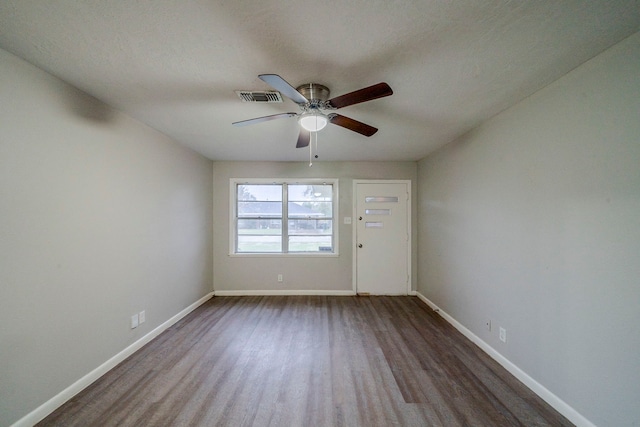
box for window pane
[288,201,332,218]
[288,235,333,252]
[237,219,282,234]
[238,201,282,217]
[237,235,282,253]
[237,184,282,201]
[238,184,282,218]
[288,184,333,202]
[233,181,335,254]
[288,219,332,235]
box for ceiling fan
[232,74,393,148]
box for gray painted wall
[3,27,638,426]
[212,161,417,293]
[0,49,213,426]
[417,32,640,426]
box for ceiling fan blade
[296,129,311,148]
[259,74,308,105]
[329,114,378,137]
[232,112,297,127]
[326,82,393,109]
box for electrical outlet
[131,314,139,329]
[277,274,283,282]
[486,319,491,331]
[139,310,145,324]
[499,327,507,343]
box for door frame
[352,179,412,295]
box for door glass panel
[365,222,384,228]
[365,196,398,203]
[365,209,391,215]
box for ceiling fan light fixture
[298,112,328,132]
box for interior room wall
[417,32,640,426]
[0,49,214,426]
[212,161,417,293]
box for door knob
[358,244,363,248]
[359,216,363,220]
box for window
[231,179,337,255]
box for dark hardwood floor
[38,296,572,426]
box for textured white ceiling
[1,1,639,161]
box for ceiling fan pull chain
[315,130,319,160]
[309,138,313,167]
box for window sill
[228,252,339,258]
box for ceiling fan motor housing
[296,83,330,104]
[296,84,332,132]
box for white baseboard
[415,292,595,427]
[12,292,214,427]
[214,289,356,296]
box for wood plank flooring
[38,296,573,426]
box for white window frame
[229,178,339,257]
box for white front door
[355,181,410,295]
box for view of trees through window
[236,183,334,253]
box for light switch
[131,314,139,329]
[344,217,352,224]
